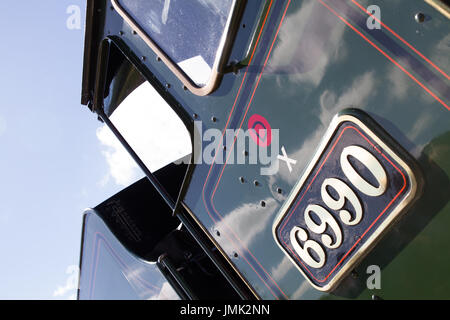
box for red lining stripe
[209,0,293,300]
[201,0,291,300]
[317,0,449,111]
[350,0,450,81]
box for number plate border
[272,109,422,292]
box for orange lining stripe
[209,0,293,299]
[201,0,290,300]
[210,0,293,299]
[351,0,450,81]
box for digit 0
[340,145,388,197]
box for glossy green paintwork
[85,0,450,299]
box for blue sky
[0,1,133,299]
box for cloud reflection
[96,82,191,187]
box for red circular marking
[248,114,272,147]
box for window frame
[111,0,247,96]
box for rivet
[211,116,217,123]
[141,56,146,61]
[166,83,171,89]
[119,31,124,36]
[233,252,239,258]
[156,56,162,62]
[193,113,198,119]
[261,201,266,208]
[254,180,260,187]
[216,230,221,237]
[239,177,245,183]
[277,188,282,194]
[415,12,425,23]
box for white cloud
[121,265,179,300]
[216,197,276,254]
[53,265,78,300]
[96,125,141,186]
[267,0,347,88]
[291,280,315,300]
[274,71,377,185]
[149,282,180,300]
[97,82,192,187]
[431,34,450,70]
[271,256,292,282]
[387,62,410,101]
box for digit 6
[290,226,326,269]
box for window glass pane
[116,0,235,86]
[79,212,180,300]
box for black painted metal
[176,210,257,300]
[157,254,197,300]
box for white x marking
[277,146,297,173]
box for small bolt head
[183,251,192,259]
[415,12,425,23]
